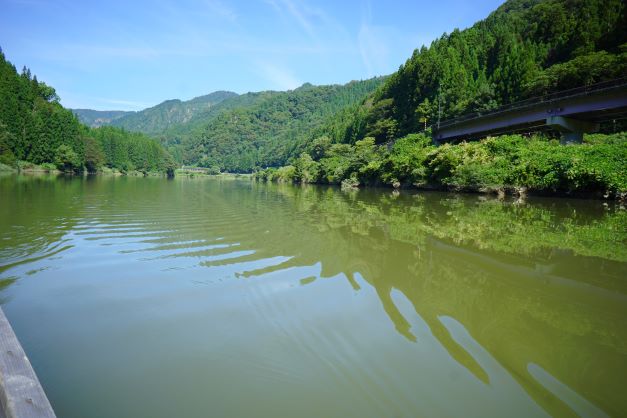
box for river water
[0,175,625,418]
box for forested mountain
[72,109,134,127]
[109,91,237,136]
[257,0,627,198]
[80,79,386,171]
[156,91,283,162]
[0,49,175,174]
[182,78,386,172]
[328,0,626,144]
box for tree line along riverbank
[0,50,176,177]
[253,132,627,200]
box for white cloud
[358,22,390,77]
[59,90,153,111]
[203,0,238,22]
[264,0,338,38]
[279,0,315,36]
[257,62,302,91]
[96,98,153,109]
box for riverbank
[253,132,627,200]
[0,161,173,177]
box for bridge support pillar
[546,116,599,144]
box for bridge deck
[434,79,627,142]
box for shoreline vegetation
[0,160,173,177]
[253,132,627,201]
[0,50,176,178]
[175,169,251,179]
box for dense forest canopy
[182,78,387,172]
[72,78,386,172]
[317,0,626,146]
[155,90,285,163]
[107,90,238,136]
[0,49,175,174]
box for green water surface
[0,174,626,418]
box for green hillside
[84,79,386,171]
[183,78,386,172]
[258,0,627,197]
[0,48,175,175]
[330,0,626,144]
[157,91,283,162]
[110,90,237,136]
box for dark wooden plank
[0,307,56,418]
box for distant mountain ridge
[110,90,237,135]
[72,109,134,127]
[183,77,387,171]
[72,90,238,136]
[112,90,237,135]
[72,79,387,170]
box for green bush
[382,133,433,185]
[54,144,82,173]
[206,165,221,175]
[274,165,296,183]
[294,153,320,183]
[0,151,15,167]
[40,162,57,172]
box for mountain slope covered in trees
[182,78,386,172]
[257,0,627,198]
[327,0,626,144]
[0,49,175,174]
[156,90,284,162]
[79,79,386,171]
[108,91,238,136]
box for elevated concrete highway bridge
[433,79,627,144]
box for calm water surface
[0,175,626,418]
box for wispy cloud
[266,0,314,36]
[203,0,238,22]
[357,0,406,77]
[58,90,153,111]
[96,98,153,109]
[257,62,302,90]
[264,0,341,39]
[37,39,346,65]
[358,23,390,77]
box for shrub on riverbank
[253,132,627,198]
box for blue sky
[1,0,504,111]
